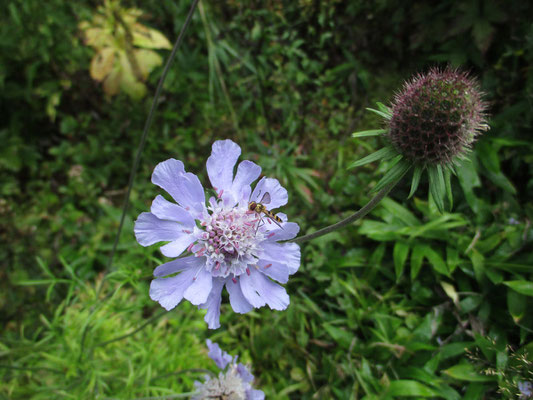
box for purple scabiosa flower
[192,340,264,400]
[134,139,301,329]
[519,381,533,399]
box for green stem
[105,393,199,400]
[105,0,199,284]
[79,0,200,364]
[92,310,166,348]
[289,180,399,243]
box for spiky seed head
[388,67,489,166]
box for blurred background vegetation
[1,0,532,398]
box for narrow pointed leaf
[352,129,387,138]
[370,158,411,193]
[444,167,453,210]
[407,245,422,278]
[408,165,423,199]
[376,102,392,115]
[503,281,533,297]
[428,165,445,213]
[393,242,410,281]
[366,107,392,120]
[388,380,439,397]
[348,146,398,169]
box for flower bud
[389,67,488,165]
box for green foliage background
[1,0,532,398]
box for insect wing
[259,191,271,205]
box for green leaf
[423,246,449,276]
[348,146,398,169]
[485,170,517,194]
[443,364,493,382]
[469,251,485,282]
[376,102,391,114]
[352,129,387,138]
[411,245,425,280]
[380,198,420,226]
[459,295,482,314]
[428,165,445,213]
[439,342,473,359]
[408,165,423,199]
[456,158,481,213]
[366,106,392,120]
[463,383,486,400]
[444,167,453,209]
[477,139,500,173]
[323,324,354,348]
[388,380,439,397]
[503,281,533,297]
[370,158,411,193]
[446,246,459,273]
[393,242,410,280]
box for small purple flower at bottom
[134,139,301,329]
[519,381,533,399]
[192,339,264,400]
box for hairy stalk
[92,310,166,349]
[290,180,399,243]
[105,0,200,282]
[79,0,200,363]
[105,393,199,400]
[150,368,217,382]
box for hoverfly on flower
[134,139,301,329]
[248,191,284,229]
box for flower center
[195,368,246,400]
[194,200,264,278]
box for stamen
[196,248,206,257]
[232,277,238,284]
[215,261,220,271]
[267,232,275,238]
[246,267,250,276]
[187,243,195,252]
[182,229,192,234]
[218,189,224,199]
[264,263,272,269]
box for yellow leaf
[102,66,121,97]
[131,23,172,49]
[82,27,112,48]
[118,51,147,99]
[135,49,162,79]
[124,7,143,24]
[441,281,459,305]
[90,48,116,81]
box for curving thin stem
[105,0,200,281]
[150,368,216,382]
[92,310,167,349]
[79,0,200,363]
[104,393,199,400]
[289,180,399,244]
